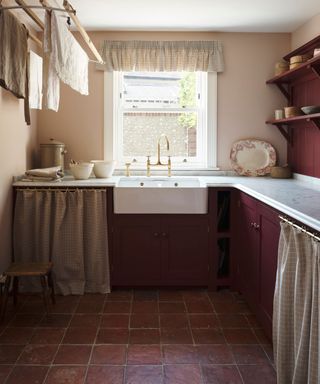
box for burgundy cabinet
[111,214,209,286]
[237,192,280,339]
[112,216,162,285]
[256,202,280,334]
[162,216,209,285]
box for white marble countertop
[13,175,320,232]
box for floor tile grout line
[235,364,246,384]
[83,297,105,383]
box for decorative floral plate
[230,139,276,176]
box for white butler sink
[114,177,208,214]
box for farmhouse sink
[114,177,208,214]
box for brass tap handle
[125,162,131,177]
[146,156,151,177]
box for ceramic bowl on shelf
[301,105,320,115]
[91,160,116,178]
[69,162,93,180]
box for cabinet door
[162,216,209,285]
[256,202,280,338]
[112,216,162,285]
[238,193,259,311]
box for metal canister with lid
[40,138,67,170]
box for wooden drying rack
[0,0,104,64]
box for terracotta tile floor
[0,289,276,383]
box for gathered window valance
[98,40,224,72]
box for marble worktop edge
[13,175,320,232]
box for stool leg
[40,275,49,314]
[13,277,19,306]
[1,276,11,322]
[47,272,56,305]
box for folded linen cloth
[28,51,43,109]
[23,166,64,182]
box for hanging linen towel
[0,10,28,98]
[43,11,60,111]
[28,51,43,109]
[50,11,89,95]
[43,11,88,111]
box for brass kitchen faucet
[147,134,171,177]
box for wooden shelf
[266,112,320,143]
[267,55,320,84]
[266,55,320,100]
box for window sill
[113,167,236,176]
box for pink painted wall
[0,6,38,272]
[38,31,290,170]
[0,90,37,272]
[292,13,320,49]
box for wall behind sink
[38,31,290,170]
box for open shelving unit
[266,35,320,144]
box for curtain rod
[279,215,320,242]
[15,187,108,192]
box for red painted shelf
[266,112,320,126]
[266,55,320,85]
[266,113,320,143]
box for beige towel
[43,11,60,111]
[0,10,28,98]
[28,51,43,109]
[51,11,89,95]
[23,166,64,182]
[42,11,88,111]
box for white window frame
[104,71,217,170]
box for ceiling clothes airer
[0,0,104,116]
[0,0,104,64]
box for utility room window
[108,70,217,169]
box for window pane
[123,72,197,109]
[122,111,198,158]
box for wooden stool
[1,262,55,321]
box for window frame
[104,71,218,170]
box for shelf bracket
[274,123,292,144]
[310,65,320,79]
[310,118,320,130]
[275,84,290,101]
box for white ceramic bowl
[69,162,93,180]
[91,160,116,178]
